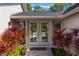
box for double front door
[29,21,50,45]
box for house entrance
[28,20,49,45]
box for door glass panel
[41,23,48,42]
[30,23,37,42]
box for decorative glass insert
[41,23,48,42]
[30,23,37,42]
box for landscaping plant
[53,28,72,55]
[0,25,25,56]
[20,46,27,56]
[71,29,79,55]
[51,48,68,56]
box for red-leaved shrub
[72,29,79,54]
[53,28,72,51]
[0,25,25,55]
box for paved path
[26,48,52,56]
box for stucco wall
[0,4,22,33]
[62,12,79,33]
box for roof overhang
[10,16,61,19]
[61,6,79,19]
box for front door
[29,21,49,45]
[39,21,49,45]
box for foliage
[33,5,43,12]
[11,46,20,56]
[49,3,72,12]
[51,48,69,56]
[53,28,72,51]
[53,21,61,29]
[75,39,79,54]
[64,3,72,11]
[0,38,6,56]
[53,28,79,55]
[20,46,27,56]
[64,33,72,48]
[11,45,28,56]
[26,3,32,12]
[53,28,65,48]
[49,3,64,12]
[0,25,25,55]
[71,29,79,54]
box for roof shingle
[11,12,62,16]
[63,3,79,14]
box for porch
[10,12,61,56]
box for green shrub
[11,47,20,56]
[51,48,69,56]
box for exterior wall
[0,4,22,33]
[62,12,79,33]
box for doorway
[28,20,50,45]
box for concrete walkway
[26,48,52,56]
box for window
[30,23,37,42]
[19,21,26,31]
[41,23,48,42]
[53,21,61,29]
